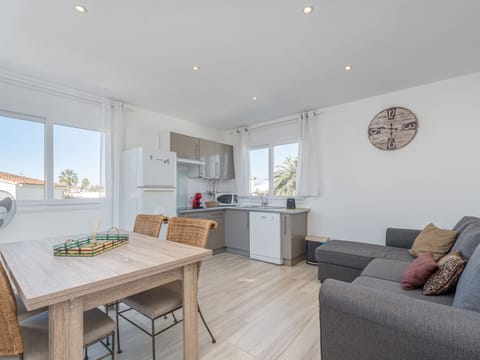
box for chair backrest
[0,261,23,356]
[133,214,168,238]
[166,217,217,276]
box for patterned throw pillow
[423,250,466,295]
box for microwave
[216,193,238,206]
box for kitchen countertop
[177,206,310,215]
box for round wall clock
[368,107,418,151]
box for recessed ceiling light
[344,65,353,71]
[192,66,200,71]
[252,96,257,101]
[303,6,314,14]
[75,5,88,13]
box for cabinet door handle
[283,216,287,235]
[247,214,250,231]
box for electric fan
[0,191,16,229]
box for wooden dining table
[0,231,212,360]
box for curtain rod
[249,117,298,131]
[249,110,318,131]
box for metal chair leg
[115,302,122,354]
[111,332,115,360]
[198,304,216,343]
[84,347,88,360]
[172,311,178,323]
[152,319,156,360]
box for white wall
[310,73,480,244]
[0,71,235,243]
[124,106,236,203]
[239,73,480,245]
[124,106,230,150]
[0,74,105,243]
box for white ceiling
[1,1,480,129]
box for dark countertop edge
[177,207,310,215]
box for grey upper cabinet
[220,144,235,180]
[171,132,235,180]
[225,210,249,255]
[199,139,220,179]
[170,133,200,160]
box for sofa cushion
[409,223,457,261]
[315,240,414,270]
[453,216,480,235]
[423,250,466,295]
[401,253,438,290]
[453,243,480,312]
[382,246,416,262]
[361,259,410,283]
[352,276,455,306]
[450,222,480,260]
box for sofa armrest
[385,227,421,248]
[319,279,480,360]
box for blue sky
[0,115,102,184]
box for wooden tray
[53,229,129,257]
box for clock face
[368,107,418,151]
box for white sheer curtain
[296,111,321,197]
[100,100,124,228]
[233,127,250,196]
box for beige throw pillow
[409,223,457,261]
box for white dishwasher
[249,212,283,265]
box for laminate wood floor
[90,252,320,360]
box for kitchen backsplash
[177,164,236,209]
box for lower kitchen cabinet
[179,209,307,264]
[281,213,308,265]
[178,210,225,253]
[224,210,250,256]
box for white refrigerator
[122,148,177,232]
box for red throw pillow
[401,253,438,290]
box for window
[249,147,270,195]
[0,114,45,200]
[0,111,105,203]
[273,143,298,197]
[249,142,299,197]
[54,125,104,200]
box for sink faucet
[260,195,268,207]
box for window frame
[0,109,104,209]
[249,141,299,199]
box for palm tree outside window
[249,143,298,198]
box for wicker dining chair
[0,261,116,360]
[115,217,218,360]
[103,214,168,317]
[133,214,169,238]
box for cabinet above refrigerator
[169,132,235,180]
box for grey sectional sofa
[317,216,480,360]
[315,228,419,282]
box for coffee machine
[192,192,203,209]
